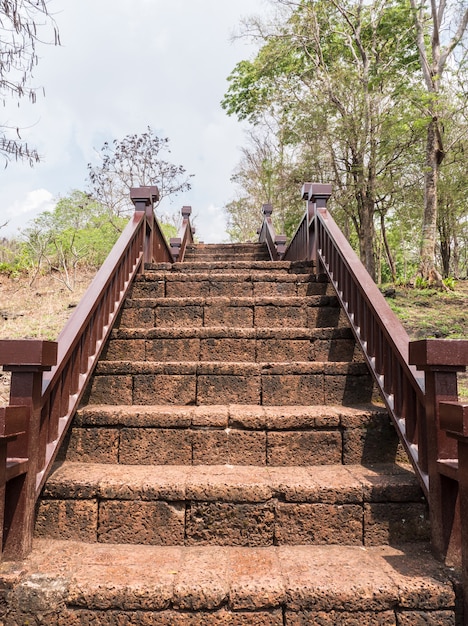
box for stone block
[197,374,261,405]
[155,305,204,327]
[210,281,253,297]
[267,431,342,466]
[192,430,229,465]
[324,373,374,405]
[98,500,185,545]
[102,339,146,361]
[204,304,253,327]
[133,374,197,405]
[262,374,324,405]
[364,502,430,545]
[131,279,165,298]
[120,428,192,465]
[253,282,296,297]
[257,339,312,362]
[396,611,456,625]
[65,427,119,463]
[35,499,98,541]
[88,375,133,405]
[275,503,363,545]
[166,280,211,297]
[146,338,200,362]
[200,338,256,362]
[286,609,397,625]
[119,306,154,328]
[186,502,275,546]
[255,305,306,328]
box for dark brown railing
[257,204,287,260]
[0,187,193,559]
[260,182,468,613]
[170,205,195,262]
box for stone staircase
[1,243,460,624]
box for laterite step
[3,541,457,625]
[63,404,401,466]
[36,462,428,547]
[102,326,362,363]
[85,361,374,406]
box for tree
[225,129,306,242]
[222,0,424,280]
[87,127,194,226]
[22,190,125,290]
[408,0,468,284]
[0,0,59,165]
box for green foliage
[415,276,429,289]
[20,190,127,290]
[443,276,456,290]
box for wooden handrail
[170,205,195,262]
[282,181,468,614]
[0,187,179,559]
[257,204,287,260]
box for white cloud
[0,0,267,242]
[2,189,55,236]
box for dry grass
[0,270,95,404]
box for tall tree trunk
[380,211,397,283]
[359,198,376,281]
[419,118,447,288]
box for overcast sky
[0,0,268,242]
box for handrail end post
[0,339,58,559]
[410,339,468,564]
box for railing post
[439,401,468,619]
[0,340,57,559]
[170,206,192,262]
[409,339,468,565]
[130,186,160,265]
[305,183,332,266]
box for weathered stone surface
[364,502,430,545]
[198,374,261,405]
[133,374,197,405]
[276,503,363,545]
[200,338,256,362]
[146,337,200,361]
[267,431,342,465]
[35,500,98,541]
[119,428,192,465]
[396,610,456,625]
[102,338,146,360]
[65,427,119,463]
[98,500,185,545]
[204,302,253,327]
[155,304,204,327]
[186,502,275,546]
[285,609,397,625]
[192,429,266,465]
[58,609,284,625]
[262,374,324,405]
[87,374,133,404]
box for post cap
[130,186,160,206]
[181,206,192,218]
[301,183,313,200]
[439,401,468,437]
[310,183,332,201]
[409,339,468,368]
[0,340,57,368]
[262,204,273,217]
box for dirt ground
[0,270,95,404]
